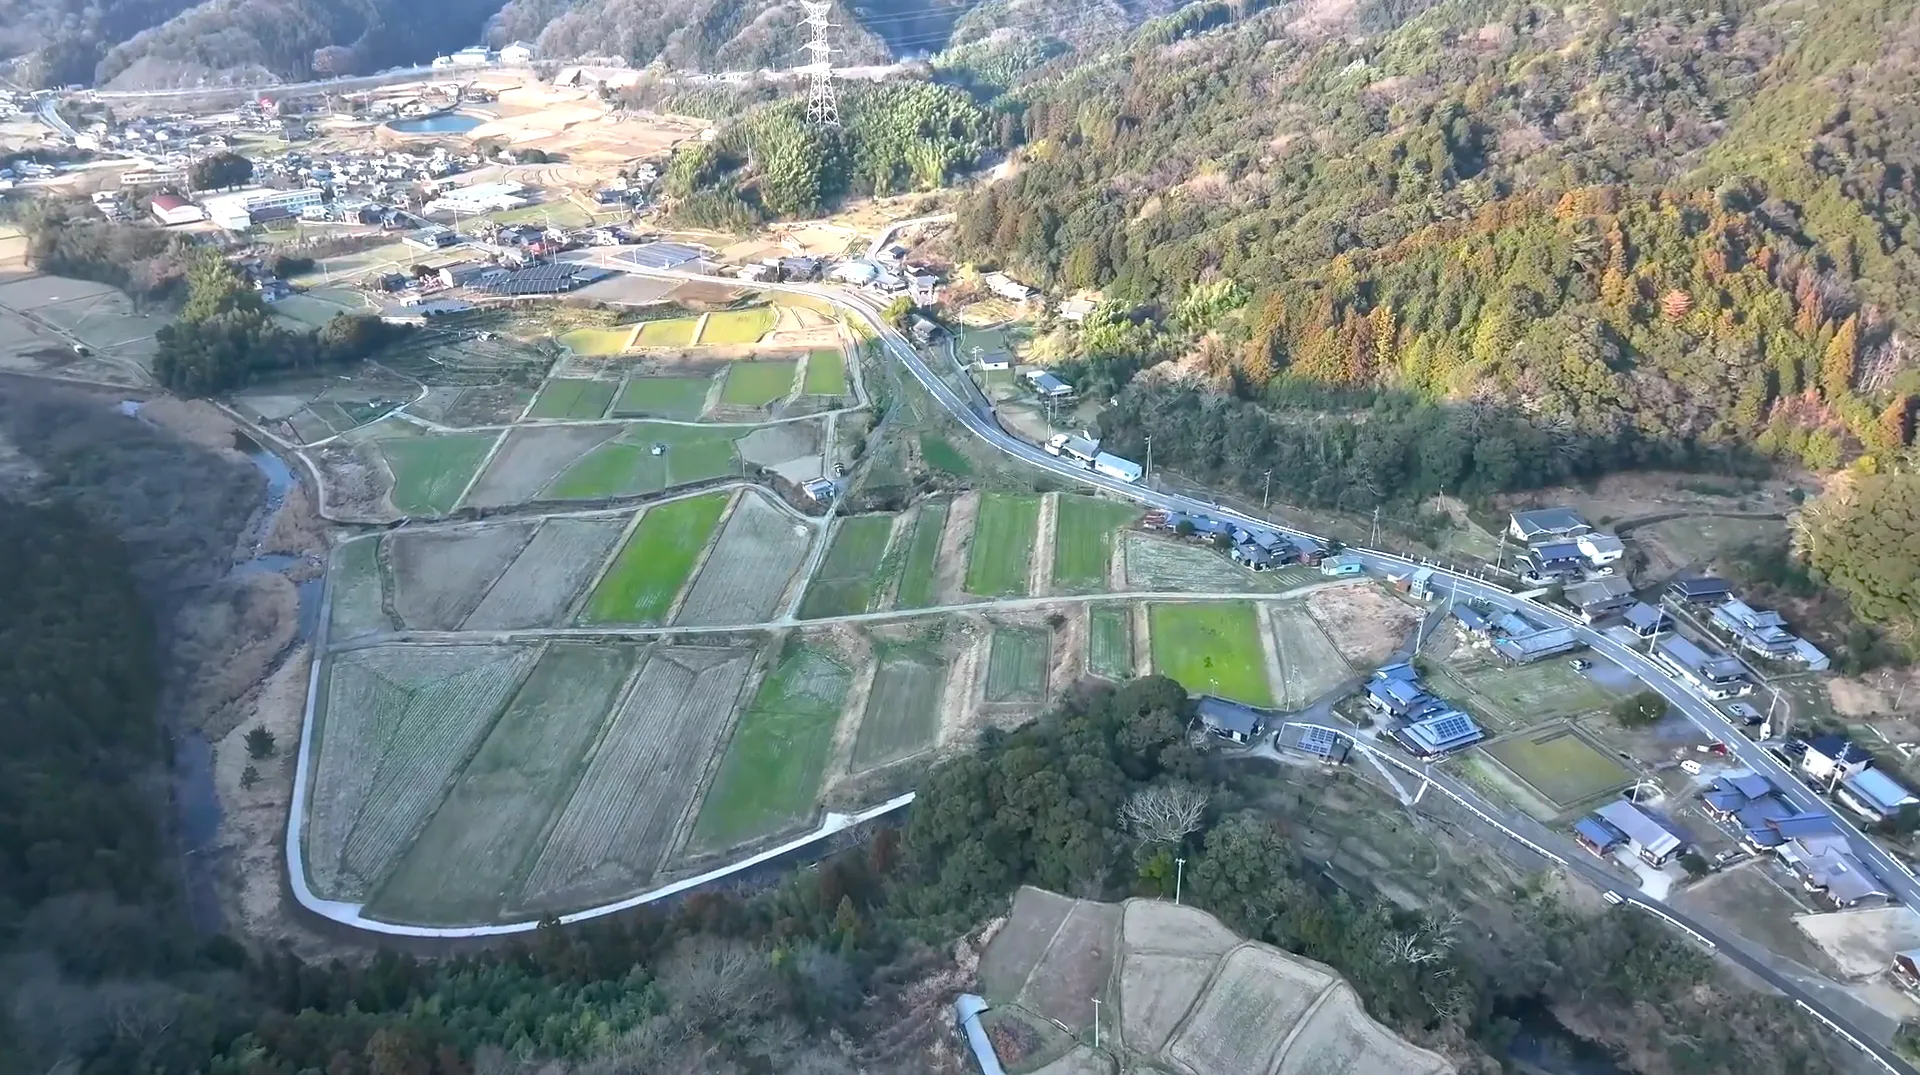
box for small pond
[387,111,484,135]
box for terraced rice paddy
[545,425,740,499]
[363,643,639,924]
[558,326,633,356]
[895,501,948,608]
[388,522,537,630]
[579,492,729,624]
[329,537,391,640]
[374,432,499,515]
[1269,602,1352,708]
[799,514,897,618]
[851,647,946,770]
[673,491,811,626]
[719,360,798,407]
[965,493,1042,597]
[1089,605,1133,679]
[611,375,711,420]
[526,378,616,420]
[463,516,626,629]
[514,646,752,913]
[803,348,848,394]
[462,426,619,508]
[984,627,1049,702]
[690,646,852,851]
[305,644,536,900]
[1052,496,1138,593]
[698,306,775,344]
[1148,601,1274,706]
[633,316,698,347]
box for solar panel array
[480,265,613,296]
[1299,727,1336,755]
[1420,712,1479,743]
[619,242,704,269]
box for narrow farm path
[328,581,1366,653]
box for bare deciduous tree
[1120,784,1208,845]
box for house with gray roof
[1509,508,1591,543]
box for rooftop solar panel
[619,242,703,269]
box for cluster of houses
[1507,508,1625,583]
[432,42,537,68]
[1364,662,1488,756]
[1573,799,1688,869]
[1698,758,1898,908]
[823,249,942,304]
[1144,510,1330,571]
[1450,602,1587,664]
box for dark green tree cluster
[1611,690,1670,727]
[188,151,253,191]
[1804,470,1920,628]
[153,250,413,395]
[13,196,190,302]
[664,83,997,229]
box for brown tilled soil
[934,491,980,605]
[310,443,392,520]
[1306,583,1421,666]
[815,625,881,802]
[1029,492,1059,595]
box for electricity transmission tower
[799,1,840,128]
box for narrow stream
[1497,998,1633,1075]
[123,402,322,931]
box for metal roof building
[1398,710,1485,755]
[1840,768,1920,820]
[619,241,706,269]
[1594,800,1685,864]
[1195,695,1265,744]
[1509,508,1591,543]
[1274,724,1353,763]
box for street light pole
[1174,857,1185,905]
[1092,998,1101,1051]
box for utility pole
[1144,435,1152,483]
[799,2,840,128]
[1371,506,1381,547]
[1174,857,1186,905]
[1263,469,1272,510]
[1091,998,1101,1050]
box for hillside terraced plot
[799,513,898,618]
[463,425,621,508]
[544,424,741,498]
[965,493,1041,597]
[526,377,616,420]
[462,515,627,629]
[387,522,539,630]
[515,646,753,914]
[364,643,640,925]
[1052,496,1138,593]
[612,375,711,420]
[691,645,852,852]
[673,490,812,626]
[305,644,537,901]
[373,431,499,515]
[580,492,729,625]
[851,647,947,771]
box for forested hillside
[958,0,1920,480]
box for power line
[800,1,841,127]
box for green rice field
[578,491,729,624]
[1089,604,1133,679]
[965,493,1042,597]
[558,326,633,356]
[611,375,711,420]
[919,432,973,476]
[699,306,776,344]
[690,645,852,850]
[851,647,946,770]
[799,514,897,618]
[375,432,498,515]
[1441,658,1624,731]
[1148,601,1273,706]
[527,378,616,420]
[634,317,699,347]
[545,425,739,499]
[720,361,798,406]
[1484,726,1632,809]
[804,348,849,395]
[984,627,1048,702]
[895,501,948,608]
[1052,495,1139,592]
